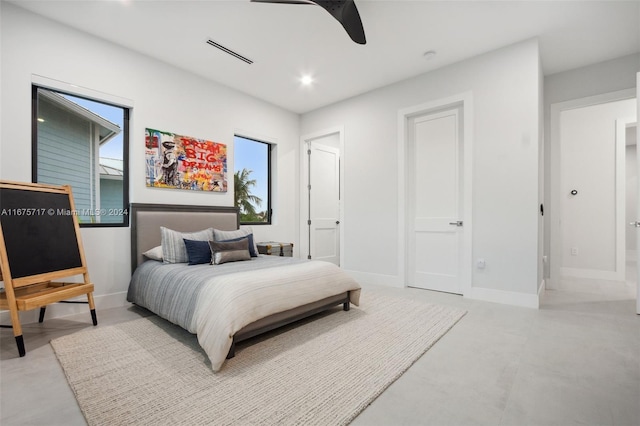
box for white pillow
[160,227,214,263]
[142,245,163,261]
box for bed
[127,203,361,371]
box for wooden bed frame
[129,203,350,358]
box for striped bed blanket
[127,256,361,371]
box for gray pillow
[160,227,214,263]
[213,227,259,257]
[208,239,251,265]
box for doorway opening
[548,89,637,312]
[300,128,344,266]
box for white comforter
[194,260,361,371]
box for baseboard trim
[465,286,539,309]
[561,267,622,281]
[344,270,541,308]
[342,269,404,288]
[0,291,130,326]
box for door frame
[299,126,345,265]
[549,88,636,288]
[618,117,637,263]
[637,71,640,315]
[398,92,473,295]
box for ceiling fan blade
[314,0,366,45]
[251,0,316,5]
[251,0,366,45]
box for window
[234,135,271,224]
[32,86,129,227]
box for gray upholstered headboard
[130,203,239,273]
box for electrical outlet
[571,247,578,256]
[476,258,486,269]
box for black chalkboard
[0,187,83,278]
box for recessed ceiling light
[423,50,437,60]
[300,75,314,86]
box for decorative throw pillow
[183,239,212,265]
[213,227,258,257]
[218,235,257,257]
[208,239,251,265]
[160,227,214,263]
[142,245,163,261]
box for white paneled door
[408,106,464,294]
[309,142,340,265]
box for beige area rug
[51,290,466,426]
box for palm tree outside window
[234,135,272,224]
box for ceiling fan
[251,0,366,45]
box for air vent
[206,39,253,64]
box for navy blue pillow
[220,234,257,257]
[183,239,212,265]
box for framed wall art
[145,128,227,192]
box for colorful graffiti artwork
[145,128,227,192]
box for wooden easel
[0,181,97,357]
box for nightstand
[257,242,293,257]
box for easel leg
[38,307,46,323]
[15,335,25,357]
[8,303,25,356]
[87,293,97,326]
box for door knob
[630,221,640,228]
[449,221,463,227]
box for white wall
[301,39,542,306]
[545,54,640,107]
[559,99,636,276]
[0,3,300,320]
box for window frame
[31,85,130,228]
[234,135,272,225]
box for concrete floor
[1,272,638,426]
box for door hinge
[307,220,312,225]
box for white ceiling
[9,0,640,114]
